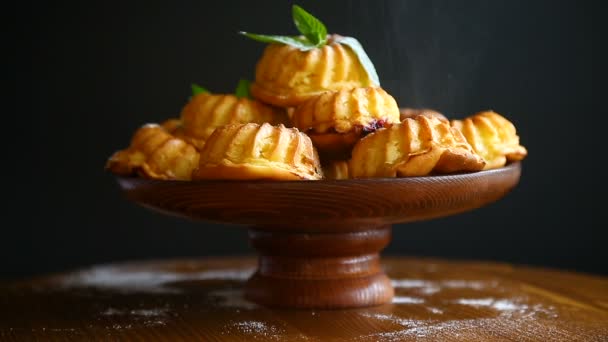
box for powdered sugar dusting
[391,279,499,295]
[233,321,278,334]
[392,296,425,304]
[455,298,494,306]
[60,266,255,294]
[442,280,498,290]
[391,279,430,288]
[99,307,169,328]
[208,288,258,310]
[357,298,560,341]
[221,320,285,341]
[101,307,168,317]
[427,307,444,314]
[493,300,519,311]
[454,297,558,317]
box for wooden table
[1,257,607,341]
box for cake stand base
[116,162,522,309]
[245,225,394,309]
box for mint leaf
[292,5,327,46]
[235,79,252,98]
[191,83,209,96]
[239,5,328,50]
[335,36,380,86]
[239,32,316,50]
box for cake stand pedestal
[116,162,521,309]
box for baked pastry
[193,123,323,180]
[251,35,376,107]
[399,108,448,122]
[292,86,400,159]
[106,124,200,180]
[323,160,350,180]
[179,93,288,150]
[160,118,182,134]
[349,115,485,178]
[451,111,527,170]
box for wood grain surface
[116,162,521,231]
[1,257,606,341]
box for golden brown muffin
[399,108,448,122]
[349,115,485,178]
[451,111,527,170]
[323,160,350,180]
[160,118,182,134]
[179,93,288,150]
[193,123,323,181]
[106,124,200,180]
[251,35,376,107]
[292,86,400,159]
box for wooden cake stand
[116,162,521,309]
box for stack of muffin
[107,32,526,181]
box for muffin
[179,93,288,150]
[192,123,323,180]
[160,118,182,134]
[451,111,527,170]
[106,124,200,180]
[292,86,400,159]
[323,160,350,180]
[251,35,376,107]
[349,115,485,178]
[399,108,448,122]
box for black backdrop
[11,0,605,279]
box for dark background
[11,0,604,279]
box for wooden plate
[116,162,521,231]
[114,162,522,309]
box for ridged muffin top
[349,116,485,178]
[180,93,287,149]
[193,123,323,180]
[251,35,376,107]
[106,124,200,180]
[451,111,527,170]
[292,87,400,134]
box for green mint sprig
[191,83,209,96]
[239,4,380,85]
[190,79,252,99]
[333,36,380,86]
[239,34,316,51]
[292,4,327,46]
[240,5,326,50]
[235,79,251,99]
